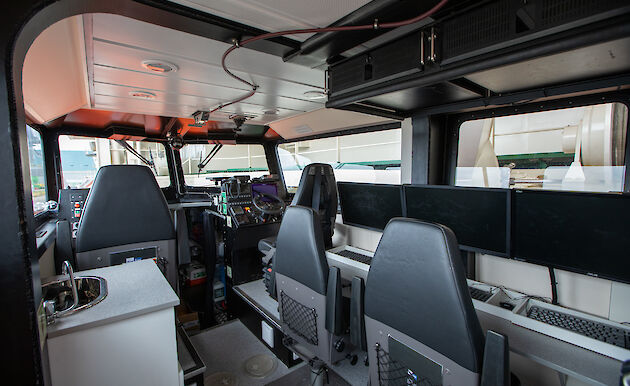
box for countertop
[46,260,179,338]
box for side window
[59,136,171,188]
[456,103,628,192]
[279,129,402,191]
[26,126,47,214]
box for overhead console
[326,0,630,117]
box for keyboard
[469,287,493,302]
[337,249,372,265]
[527,306,630,349]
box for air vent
[263,109,279,116]
[442,1,511,61]
[141,60,178,73]
[540,0,628,28]
[128,90,156,99]
[303,90,327,100]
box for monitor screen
[338,182,404,231]
[252,183,279,202]
[513,190,630,283]
[404,185,510,255]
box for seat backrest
[364,218,485,386]
[275,205,328,294]
[274,205,336,361]
[291,163,337,248]
[75,165,177,287]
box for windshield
[180,144,269,186]
[59,135,170,188]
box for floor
[267,365,352,386]
[191,319,294,386]
[190,318,369,385]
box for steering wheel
[252,192,286,215]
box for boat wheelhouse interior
[3,0,630,385]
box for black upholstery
[481,331,510,386]
[325,266,343,335]
[350,276,367,351]
[291,163,337,249]
[365,218,485,373]
[274,206,329,295]
[76,165,175,252]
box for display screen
[513,190,630,283]
[338,182,404,231]
[252,183,279,202]
[404,185,509,255]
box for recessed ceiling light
[129,90,157,100]
[141,60,179,73]
[303,90,327,100]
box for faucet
[55,261,79,318]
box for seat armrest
[325,266,343,335]
[481,330,510,386]
[350,276,367,351]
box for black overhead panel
[326,0,630,118]
[283,0,458,68]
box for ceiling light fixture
[141,60,179,73]
[303,90,327,100]
[129,90,157,99]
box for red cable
[211,0,449,115]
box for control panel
[58,189,89,238]
[217,177,283,227]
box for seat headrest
[274,205,329,295]
[365,218,485,373]
[291,163,336,205]
[76,165,175,252]
[291,163,338,248]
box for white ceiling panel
[93,80,321,113]
[92,13,323,85]
[94,94,199,118]
[88,13,330,124]
[94,90,302,125]
[92,41,325,97]
[24,11,390,134]
[166,0,371,41]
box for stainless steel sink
[43,276,108,318]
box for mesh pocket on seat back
[280,291,318,345]
[375,344,438,386]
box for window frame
[445,92,630,193]
[26,125,49,219]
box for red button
[74,203,80,208]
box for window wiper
[197,144,223,173]
[115,140,156,173]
